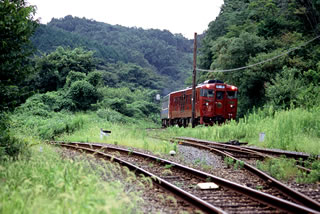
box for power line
[196,35,320,73]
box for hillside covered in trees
[31,15,193,94]
[1,0,320,158]
[198,0,320,116]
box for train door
[215,91,225,116]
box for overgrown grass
[257,157,320,183]
[10,111,86,140]
[159,106,320,155]
[10,106,174,155]
[58,113,175,154]
[0,143,142,214]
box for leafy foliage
[30,47,96,92]
[67,80,101,111]
[65,71,86,87]
[0,0,38,110]
[96,87,160,120]
[0,113,28,160]
[31,16,193,93]
[199,0,320,115]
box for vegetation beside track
[158,106,320,155]
[257,157,320,183]
[0,143,142,214]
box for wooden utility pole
[191,32,197,128]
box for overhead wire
[196,35,320,73]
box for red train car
[161,80,238,127]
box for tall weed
[0,144,141,213]
[160,106,320,154]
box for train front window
[207,90,214,97]
[216,91,224,100]
[200,89,214,97]
[227,91,237,99]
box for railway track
[174,137,316,173]
[173,137,320,209]
[50,141,319,213]
[175,137,319,161]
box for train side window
[201,89,214,97]
[200,89,207,97]
[207,90,214,97]
[227,91,237,99]
[216,91,224,100]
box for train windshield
[227,91,237,99]
[216,91,224,100]
[200,89,214,97]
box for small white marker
[197,182,219,190]
[169,150,176,156]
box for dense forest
[31,16,193,94]
[198,0,320,116]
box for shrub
[96,108,132,123]
[15,94,52,117]
[67,80,100,111]
[0,114,29,160]
[65,71,86,87]
[86,70,103,87]
[265,67,304,109]
[37,114,85,139]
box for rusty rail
[52,142,226,214]
[175,137,319,160]
[50,141,319,214]
[174,138,320,211]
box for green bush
[65,71,86,87]
[265,67,304,109]
[37,114,85,139]
[97,87,160,118]
[86,70,103,87]
[96,108,132,123]
[0,114,29,160]
[15,94,52,117]
[67,80,100,111]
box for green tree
[67,80,100,111]
[32,47,96,92]
[199,0,320,114]
[65,71,86,87]
[0,0,38,110]
[86,70,103,87]
[265,67,304,109]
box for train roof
[162,80,236,97]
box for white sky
[27,0,224,39]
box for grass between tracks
[156,106,320,183]
[0,143,142,214]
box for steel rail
[175,137,314,173]
[51,141,319,214]
[53,142,226,214]
[177,140,320,211]
[175,137,319,160]
[175,137,272,159]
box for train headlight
[206,102,209,106]
[230,105,234,108]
